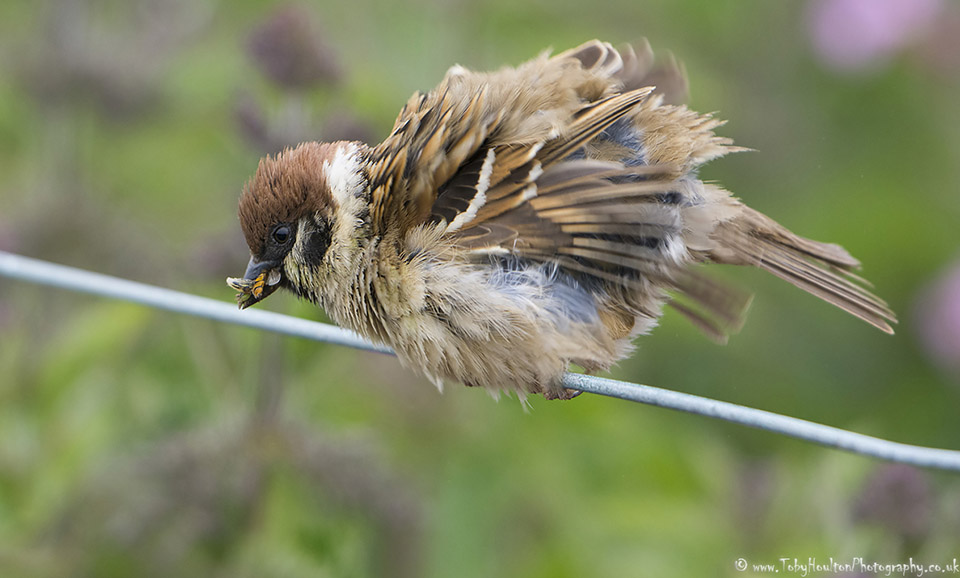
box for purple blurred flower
[247,4,341,90]
[853,464,931,541]
[808,0,944,72]
[915,259,960,375]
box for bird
[228,39,896,400]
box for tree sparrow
[228,40,895,399]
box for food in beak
[226,267,282,309]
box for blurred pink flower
[808,0,944,72]
[915,259,960,375]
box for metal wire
[3,249,959,471]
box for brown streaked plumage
[228,39,896,399]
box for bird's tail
[702,204,896,334]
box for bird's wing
[555,38,688,104]
[365,39,686,241]
[366,84,502,240]
[432,87,668,260]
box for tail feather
[709,207,896,334]
[667,270,754,343]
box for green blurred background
[2,0,960,576]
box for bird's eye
[272,224,291,244]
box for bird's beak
[226,257,283,309]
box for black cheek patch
[303,219,333,263]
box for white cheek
[291,220,309,257]
[283,250,302,282]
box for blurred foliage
[2,0,960,576]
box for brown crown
[238,142,339,256]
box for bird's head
[227,141,370,309]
